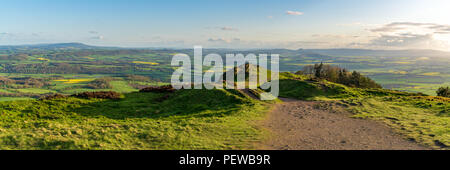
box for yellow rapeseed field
[54,79,94,84]
[132,61,159,65]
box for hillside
[0,89,269,149]
[275,72,449,149]
[0,42,448,149]
[0,71,448,149]
[1,43,449,97]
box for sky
[1,0,450,50]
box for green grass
[15,88,57,94]
[277,73,362,100]
[276,74,449,149]
[109,81,138,93]
[0,97,34,102]
[348,96,449,149]
[0,89,13,93]
[0,89,269,150]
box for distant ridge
[0,43,116,50]
[1,43,449,58]
[303,48,450,58]
[27,42,96,49]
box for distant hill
[0,43,116,50]
[28,43,97,49]
[304,49,450,58]
[2,43,450,58]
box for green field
[1,45,449,99]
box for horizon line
[1,42,450,52]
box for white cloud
[369,33,432,46]
[207,37,241,43]
[371,22,450,34]
[0,32,13,40]
[205,26,239,31]
[90,35,104,40]
[362,22,450,50]
[286,11,304,16]
[220,26,238,31]
[208,38,227,43]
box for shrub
[39,94,67,100]
[125,75,151,82]
[300,63,382,89]
[85,78,113,89]
[139,85,175,93]
[70,91,122,99]
[436,86,449,97]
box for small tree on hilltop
[314,62,324,78]
[350,71,361,87]
[436,86,449,97]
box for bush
[70,91,122,99]
[139,85,176,93]
[436,86,449,97]
[39,94,67,100]
[85,78,112,89]
[299,63,382,89]
[125,75,151,82]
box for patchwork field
[0,44,449,101]
[0,44,448,150]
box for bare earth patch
[260,98,428,150]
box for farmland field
[0,43,448,150]
[0,44,449,101]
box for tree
[314,62,324,78]
[298,64,381,89]
[350,71,361,87]
[436,86,449,97]
[338,69,348,85]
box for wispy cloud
[205,26,239,31]
[207,37,241,43]
[220,26,238,31]
[371,22,450,34]
[363,22,450,49]
[88,31,103,40]
[90,35,104,40]
[286,10,304,16]
[0,32,13,40]
[368,33,434,47]
[208,38,227,42]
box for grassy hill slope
[0,89,269,150]
[277,72,449,149]
[0,71,448,149]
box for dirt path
[260,98,428,150]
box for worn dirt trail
[260,98,428,150]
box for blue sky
[1,0,450,50]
